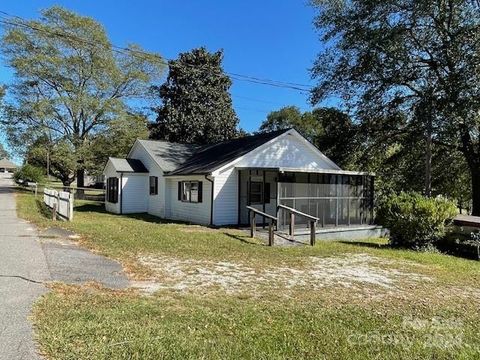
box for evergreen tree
[150,47,239,144]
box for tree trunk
[76,168,85,200]
[424,118,432,197]
[471,168,480,216]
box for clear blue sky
[0,0,326,161]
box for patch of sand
[133,254,431,295]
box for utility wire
[0,10,313,93]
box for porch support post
[289,213,295,237]
[268,220,274,246]
[250,210,256,238]
[276,174,280,231]
[262,170,266,229]
[237,170,241,226]
[310,220,316,246]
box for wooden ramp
[453,215,480,228]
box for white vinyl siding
[212,167,238,225]
[165,176,212,225]
[229,132,339,171]
[121,174,148,213]
[128,141,165,217]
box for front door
[238,170,277,225]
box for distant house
[0,158,18,173]
[103,129,375,230]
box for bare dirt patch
[178,225,218,233]
[133,253,431,296]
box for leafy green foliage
[0,142,8,159]
[26,136,76,185]
[258,106,360,168]
[259,106,321,142]
[13,164,44,183]
[0,6,165,187]
[150,47,239,144]
[88,113,149,175]
[313,107,360,168]
[311,0,480,214]
[377,192,457,250]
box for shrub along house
[104,128,381,239]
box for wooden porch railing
[277,204,319,246]
[246,206,277,246]
[247,204,320,246]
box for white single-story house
[103,128,374,229]
[0,158,18,173]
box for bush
[13,164,45,184]
[377,192,457,250]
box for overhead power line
[0,9,313,94]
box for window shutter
[155,177,158,195]
[106,178,110,202]
[178,182,182,201]
[198,181,203,203]
[113,177,119,203]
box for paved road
[0,174,130,359]
[0,174,50,360]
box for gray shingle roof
[109,158,148,173]
[168,129,291,175]
[138,140,201,173]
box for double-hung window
[178,181,203,203]
[248,181,271,205]
[149,176,158,195]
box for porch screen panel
[278,172,374,229]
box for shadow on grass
[338,240,391,250]
[74,203,107,214]
[35,199,53,220]
[222,232,267,246]
[74,203,195,226]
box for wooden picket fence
[43,188,74,221]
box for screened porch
[238,168,374,231]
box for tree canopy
[0,142,8,159]
[258,106,321,142]
[258,106,359,168]
[311,0,480,214]
[0,6,165,186]
[150,47,239,144]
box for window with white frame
[178,181,203,203]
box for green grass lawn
[16,191,480,359]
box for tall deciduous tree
[259,106,321,142]
[26,136,76,185]
[258,106,359,168]
[0,142,9,159]
[0,6,165,188]
[150,47,239,144]
[311,0,480,214]
[88,113,149,175]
